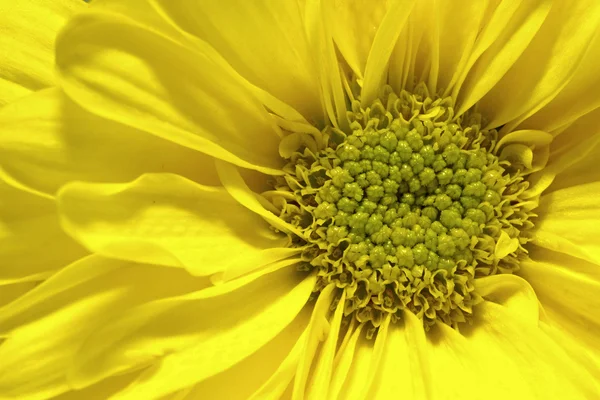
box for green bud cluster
[275,84,533,329]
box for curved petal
[0,170,87,284]
[0,0,83,105]
[474,274,539,324]
[520,30,600,132]
[69,267,315,398]
[368,311,431,399]
[474,0,600,129]
[454,0,553,117]
[327,0,389,80]
[57,173,290,276]
[519,246,600,357]
[0,281,37,309]
[305,291,346,399]
[172,306,311,400]
[360,0,417,106]
[151,0,323,122]
[533,181,600,266]
[0,255,209,399]
[292,284,336,400]
[0,88,220,196]
[523,107,600,199]
[458,301,600,398]
[56,10,283,174]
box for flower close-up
[1,0,600,399]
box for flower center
[272,83,534,331]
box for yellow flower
[1,0,600,399]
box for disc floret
[273,84,533,329]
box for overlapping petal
[0,171,87,284]
[69,266,315,398]
[0,255,209,399]
[0,88,220,196]
[151,0,323,123]
[0,0,83,105]
[56,10,284,174]
[57,173,293,277]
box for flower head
[1,0,600,399]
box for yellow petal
[292,284,336,400]
[0,88,220,196]
[57,173,289,276]
[56,11,283,174]
[454,0,553,116]
[0,255,208,399]
[326,0,389,80]
[435,1,490,96]
[360,0,417,106]
[0,171,87,284]
[474,273,539,324]
[306,291,346,399]
[368,311,430,399]
[520,30,600,131]
[519,246,600,357]
[216,160,304,238]
[51,372,142,400]
[174,306,311,400]
[304,0,348,130]
[70,267,315,398]
[533,181,600,265]
[249,328,310,400]
[328,323,363,399]
[522,107,600,198]
[0,281,37,309]
[543,108,600,192]
[0,0,83,105]
[459,301,600,398]
[152,0,323,122]
[475,0,600,129]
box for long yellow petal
[475,0,600,130]
[57,173,289,276]
[454,0,552,117]
[520,31,600,131]
[56,10,283,175]
[0,171,87,284]
[0,255,209,399]
[326,0,389,80]
[151,0,323,123]
[169,306,312,400]
[519,246,600,357]
[0,0,84,105]
[70,267,315,398]
[533,181,600,266]
[459,301,600,398]
[0,88,221,196]
[368,311,431,399]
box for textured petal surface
[70,267,315,398]
[58,173,289,276]
[152,0,323,122]
[475,0,600,129]
[519,247,600,358]
[56,10,283,174]
[174,306,311,400]
[533,181,600,265]
[0,88,220,196]
[454,0,553,116]
[0,255,209,399]
[0,171,87,284]
[0,0,83,105]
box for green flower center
[273,83,533,331]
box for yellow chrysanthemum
[1,0,600,399]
